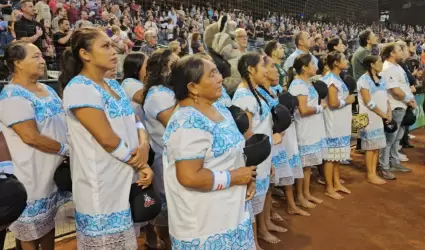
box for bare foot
[325,191,344,200]
[288,206,311,216]
[305,194,323,204]
[296,197,316,208]
[271,212,284,222]
[266,221,288,233]
[258,230,281,244]
[335,184,351,194]
[367,175,387,185]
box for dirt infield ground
[55,128,425,250]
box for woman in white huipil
[121,52,148,122]
[256,56,289,233]
[60,28,153,250]
[322,51,355,200]
[0,41,71,250]
[232,52,277,247]
[288,54,327,211]
[163,55,256,250]
[141,48,179,245]
[357,55,390,185]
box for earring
[195,94,199,103]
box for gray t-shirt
[351,46,370,81]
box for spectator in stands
[311,35,325,56]
[264,40,286,88]
[34,0,51,27]
[327,37,346,53]
[0,21,15,57]
[234,28,248,53]
[14,0,45,50]
[0,0,12,21]
[352,30,377,81]
[75,11,93,28]
[1,40,71,250]
[379,42,416,179]
[53,18,72,61]
[139,30,157,56]
[190,32,203,54]
[144,14,158,34]
[284,31,318,74]
[168,40,181,56]
[67,2,79,25]
[51,7,67,32]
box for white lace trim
[323,146,351,162]
[300,151,323,167]
[76,227,137,250]
[361,138,386,151]
[251,194,266,215]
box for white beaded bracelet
[315,105,323,114]
[58,143,70,157]
[338,99,346,108]
[212,170,231,191]
[111,139,131,162]
[403,94,414,103]
[136,121,144,130]
[367,100,377,110]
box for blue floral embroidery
[272,150,288,168]
[271,85,283,95]
[299,140,323,156]
[67,76,134,119]
[2,83,64,124]
[255,176,270,197]
[359,74,387,94]
[325,135,351,148]
[171,217,254,250]
[19,191,72,223]
[360,128,385,140]
[232,88,271,121]
[145,85,175,101]
[163,106,244,158]
[288,79,318,101]
[323,72,349,95]
[287,154,302,169]
[216,86,232,107]
[256,87,278,108]
[75,208,133,237]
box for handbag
[352,113,369,131]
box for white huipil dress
[322,72,352,161]
[143,85,176,226]
[357,74,388,150]
[0,83,71,241]
[289,79,327,167]
[63,76,138,250]
[255,87,291,185]
[162,103,255,250]
[121,77,149,233]
[216,86,232,107]
[232,87,272,215]
[121,77,145,123]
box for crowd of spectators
[1,0,425,80]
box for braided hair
[141,48,174,107]
[237,52,269,115]
[363,55,382,87]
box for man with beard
[53,18,73,63]
[379,42,417,180]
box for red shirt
[67,7,79,24]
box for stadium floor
[53,128,425,250]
